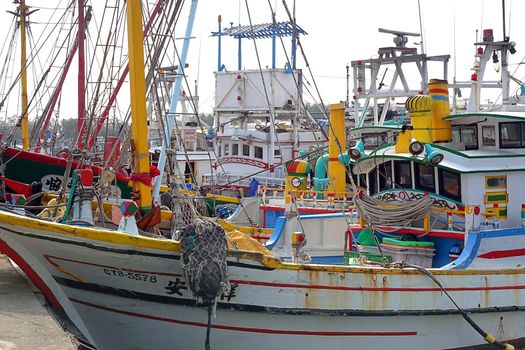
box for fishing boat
[1,2,525,350]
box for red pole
[77,0,86,149]
[34,40,79,152]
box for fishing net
[180,218,230,304]
[179,218,231,350]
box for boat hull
[0,212,524,350]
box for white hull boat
[1,211,524,350]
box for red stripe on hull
[43,255,525,293]
[0,239,62,310]
[478,248,525,259]
[69,298,417,336]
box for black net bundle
[180,219,230,304]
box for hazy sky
[1,0,524,120]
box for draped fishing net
[179,219,230,305]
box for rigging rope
[354,191,434,228]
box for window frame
[254,146,263,159]
[242,144,250,156]
[232,143,239,156]
[378,161,393,192]
[499,121,525,149]
[438,168,462,202]
[414,163,436,193]
[368,168,378,195]
[394,160,412,189]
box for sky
[0,0,524,122]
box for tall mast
[19,0,29,150]
[126,0,152,210]
[77,0,86,149]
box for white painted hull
[0,213,524,350]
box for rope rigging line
[150,0,261,226]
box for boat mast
[19,0,29,150]
[126,0,152,210]
[152,0,199,204]
[77,0,86,149]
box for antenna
[502,0,507,40]
[378,28,420,48]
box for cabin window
[485,175,506,189]
[232,143,239,156]
[460,125,478,150]
[482,125,496,146]
[274,149,281,156]
[414,163,435,192]
[499,122,525,148]
[378,161,392,192]
[452,125,478,150]
[363,132,387,150]
[243,144,250,156]
[218,146,222,157]
[368,169,378,195]
[358,174,367,189]
[224,143,230,156]
[439,169,461,201]
[394,161,412,188]
[254,146,263,159]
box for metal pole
[19,0,29,150]
[77,0,86,149]
[502,0,506,40]
[217,15,222,71]
[152,0,199,203]
[238,37,242,70]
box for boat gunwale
[1,209,525,276]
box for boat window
[363,133,387,150]
[499,122,524,148]
[414,163,435,192]
[452,125,478,150]
[358,174,367,189]
[485,175,506,189]
[224,143,230,156]
[232,143,239,156]
[452,128,461,143]
[274,149,281,156]
[368,169,378,195]
[242,144,250,156]
[394,160,412,188]
[460,125,478,150]
[254,146,263,159]
[439,168,461,201]
[218,145,222,157]
[482,125,496,146]
[378,161,392,192]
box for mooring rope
[397,263,518,350]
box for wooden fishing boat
[1,2,525,350]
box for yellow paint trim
[0,210,180,252]
[206,193,240,204]
[219,219,273,235]
[1,211,524,277]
